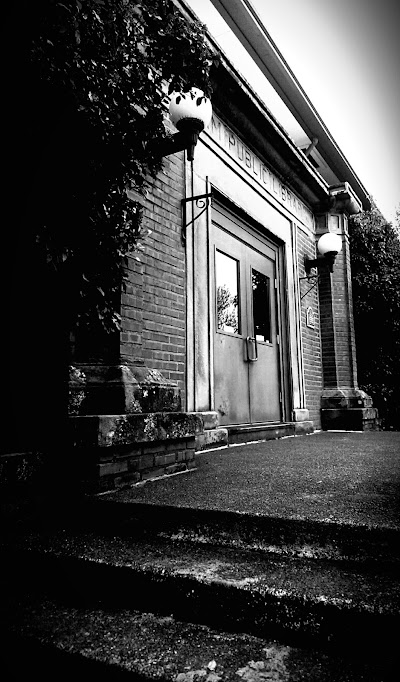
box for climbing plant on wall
[27,0,216,331]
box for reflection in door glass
[252,269,271,342]
[216,250,240,334]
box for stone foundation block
[196,411,220,430]
[69,363,182,416]
[69,411,203,492]
[321,407,379,431]
[292,409,310,422]
[321,389,374,410]
[69,412,203,449]
[97,460,129,477]
[154,453,177,467]
[294,421,314,435]
[195,428,228,451]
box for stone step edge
[226,421,314,444]
[195,421,314,451]
[4,542,398,657]
[2,601,391,681]
[79,498,400,564]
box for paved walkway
[105,431,400,530]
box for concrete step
[2,598,391,681]
[60,498,400,566]
[2,529,398,660]
[225,422,313,445]
[7,494,398,566]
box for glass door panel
[248,253,281,423]
[216,250,240,335]
[213,230,250,425]
[252,268,271,343]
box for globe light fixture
[168,88,212,161]
[152,87,212,162]
[305,232,343,276]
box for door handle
[245,336,258,362]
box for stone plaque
[306,306,316,329]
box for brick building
[4,0,377,492]
[64,0,378,491]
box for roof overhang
[208,0,371,211]
[210,57,331,209]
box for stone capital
[317,182,363,217]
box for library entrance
[212,207,283,426]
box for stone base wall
[69,411,203,492]
[194,411,228,451]
[92,437,197,492]
[320,388,379,431]
[321,408,379,431]
[0,441,197,495]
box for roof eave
[208,0,371,211]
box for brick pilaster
[316,208,378,430]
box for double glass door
[213,223,281,425]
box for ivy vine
[28,0,216,331]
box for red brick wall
[318,268,338,388]
[297,226,323,429]
[316,232,358,393]
[331,235,358,389]
[120,152,187,402]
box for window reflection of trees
[217,284,239,333]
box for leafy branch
[28,0,216,332]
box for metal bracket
[300,274,320,300]
[299,274,319,281]
[181,192,213,245]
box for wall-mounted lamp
[154,87,212,162]
[169,88,212,161]
[304,232,343,276]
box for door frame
[210,198,291,424]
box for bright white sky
[187,0,400,224]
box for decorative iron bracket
[299,274,319,281]
[300,274,320,300]
[181,192,213,245]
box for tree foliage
[394,203,400,239]
[217,285,239,334]
[26,0,216,331]
[349,205,400,429]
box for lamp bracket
[151,131,189,159]
[181,192,213,245]
[152,120,205,162]
[304,252,337,276]
[300,274,320,300]
[299,273,319,281]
